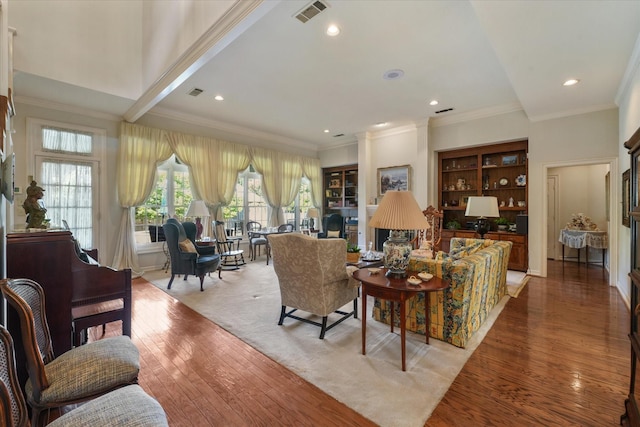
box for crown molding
[147,106,318,153]
[15,95,123,122]
[430,102,523,127]
[527,103,617,123]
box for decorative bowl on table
[406,276,422,286]
[418,272,433,281]
[367,267,381,275]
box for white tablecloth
[559,229,608,249]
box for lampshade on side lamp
[464,196,499,238]
[306,207,320,231]
[369,191,429,278]
[186,200,210,240]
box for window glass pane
[223,176,245,237]
[246,174,267,226]
[41,160,93,248]
[42,126,92,154]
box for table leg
[425,291,430,345]
[400,296,406,371]
[562,244,565,263]
[362,285,367,356]
[390,301,394,333]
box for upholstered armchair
[317,213,344,238]
[267,233,360,339]
[163,219,221,291]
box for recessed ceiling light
[324,129,330,133]
[429,100,439,106]
[326,24,340,36]
[563,79,580,86]
[214,95,224,101]
[383,69,404,80]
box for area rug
[143,263,508,427]
[506,270,530,298]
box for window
[27,119,105,250]
[135,155,193,244]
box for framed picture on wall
[623,168,630,228]
[377,165,411,197]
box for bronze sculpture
[23,180,47,229]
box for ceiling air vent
[333,133,344,137]
[294,0,329,23]
[435,108,454,114]
[188,88,204,97]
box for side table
[352,268,450,371]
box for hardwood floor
[95,260,629,426]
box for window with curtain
[28,121,105,250]
[135,155,193,244]
[223,166,311,235]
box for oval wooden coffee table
[352,268,450,371]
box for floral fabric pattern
[372,238,511,348]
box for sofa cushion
[449,240,485,259]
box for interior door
[547,175,559,259]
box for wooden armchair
[213,221,246,269]
[0,278,141,427]
[0,324,168,427]
[268,233,360,339]
[412,205,444,252]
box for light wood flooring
[92,260,629,426]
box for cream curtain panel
[166,132,251,218]
[112,122,172,275]
[250,147,303,226]
[112,122,321,271]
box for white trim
[430,102,523,127]
[616,32,640,106]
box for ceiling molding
[369,124,417,140]
[124,0,279,123]
[528,103,617,123]
[616,32,640,107]
[430,102,523,127]
[147,106,318,153]
[15,95,123,122]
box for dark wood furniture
[439,140,528,271]
[622,126,640,425]
[323,164,358,216]
[6,230,132,388]
[352,268,450,371]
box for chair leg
[353,298,358,319]
[319,316,328,339]
[198,275,205,292]
[167,274,176,289]
[218,267,222,279]
[278,306,287,325]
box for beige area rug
[143,263,509,427]
[506,270,530,298]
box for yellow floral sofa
[372,238,512,348]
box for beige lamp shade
[306,207,320,219]
[464,196,500,218]
[186,200,209,218]
[369,191,429,230]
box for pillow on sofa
[327,230,340,238]
[179,238,197,253]
[449,240,485,259]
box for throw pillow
[327,230,340,238]
[179,238,197,253]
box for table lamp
[464,196,499,238]
[369,191,429,278]
[306,207,320,232]
[186,200,210,240]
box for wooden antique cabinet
[438,140,528,272]
[622,126,640,425]
[322,165,359,239]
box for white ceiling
[14,0,640,150]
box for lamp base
[382,231,412,278]
[475,217,489,238]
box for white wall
[9,1,143,99]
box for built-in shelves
[323,165,358,212]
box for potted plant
[446,219,461,230]
[346,242,361,263]
[495,217,510,231]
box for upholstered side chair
[246,221,267,261]
[267,233,360,339]
[0,324,168,427]
[317,213,344,238]
[0,278,140,427]
[163,219,221,291]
